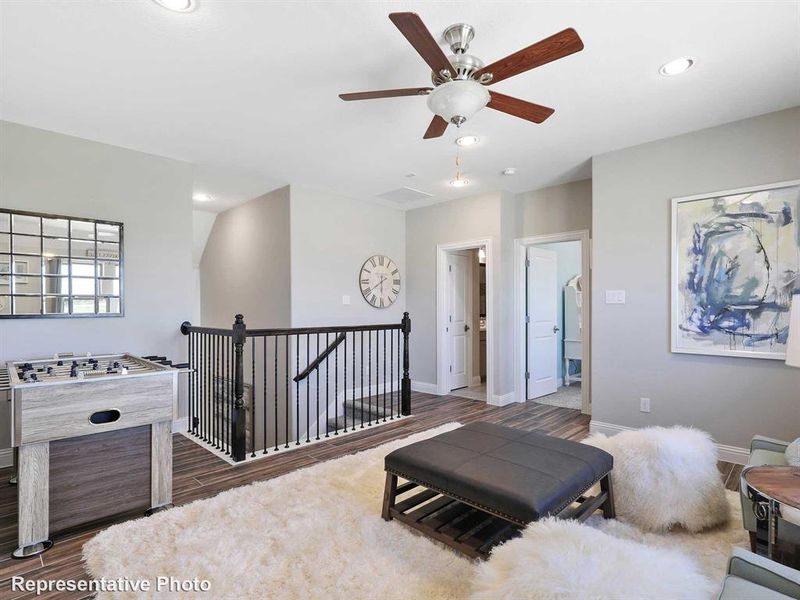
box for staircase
[328,395,397,431]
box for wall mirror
[0,209,123,318]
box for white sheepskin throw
[583,426,729,532]
[471,518,716,600]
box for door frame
[437,238,494,403]
[513,230,591,413]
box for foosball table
[6,353,181,558]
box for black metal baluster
[397,325,402,418]
[360,330,364,429]
[188,331,194,434]
[305,334,310,443]
[251,336,256,458]
[333,334,338,435]
[389,329,394,420]
[336,332,347,433]
[325,333,329,438]
[383,329,387,422]
[295,334,300,445]
[266,336,278,454]
[203,334,208,441]
[274,336,279,451]
[216,335,221,449]
[315,333,320,441]
[226,335,231,454]
[285,335,289,448]
[367,330,372,426]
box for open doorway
[437,239,494,404]
[514,231,590,413]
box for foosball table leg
[147,420,173,514]
[13,442,53,558]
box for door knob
[553,326,560,333]
[465,324,470,332]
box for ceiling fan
[339,12,584,139]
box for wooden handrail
[293,332,346,383]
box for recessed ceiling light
[659,57,694,76]
[152,0,196,12]
[502,167,517,176]
[449,178,470,188]
[193,193,213,202]
[455,135,480,147]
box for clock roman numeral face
[359,255,400,309]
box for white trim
[411,380,440,395]
[437,239,494,404]
[589,420,749,465]
[181,416,410,466]
[470,376,482,387]
[514,230,591,414]
[671,179,800,360]
[172,417,188,433]
[488,392,516,407]
[0,448,12,468]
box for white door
[527,247,558,399]
[448,253,470,390]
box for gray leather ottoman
[382,421,614,558]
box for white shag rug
[84,424,747,600]
[583,426,730,532]
[471,518,717,600]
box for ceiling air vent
[377,187,434,204]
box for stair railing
[180,313,412,462]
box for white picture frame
[671,179,800,360]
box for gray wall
[200,186,291,329]
[290,185,405,327]
[536,240,582,381]
[0,121,194,446]
[592,106,800,448]
[516,179,592,237]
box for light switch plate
[640,397,651,413]
[605,290,626,304]
[342,295,351,305]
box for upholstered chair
[718,548,800,599]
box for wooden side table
[742,466,800,567]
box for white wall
[536,240,582,381]
[517,179,592,237]
[289,185,406,327]
[192,210,216,324]
[592,107,800,448]
[200,186,291,329]
[0,121,194,446]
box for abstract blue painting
[672,180,800,359]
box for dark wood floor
[0,392,741,599]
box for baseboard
[488,392,516,407]
[470,376,482,387]
[589,420,749,465]
[172,417,189,433]
[411,380,440,395]
[0,448,12,468]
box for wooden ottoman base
[382,471,615,560]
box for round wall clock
[359,255,400,309]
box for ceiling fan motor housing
[432,23,486,85]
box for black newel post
[231,314,247,462]
[401,312,411,416]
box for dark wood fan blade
[339,88,432,101]
[475,28,583,85]
[389,12,455,77]
[423,115,448,139]
[488,92,554,123]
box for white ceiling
[2,1,798,212]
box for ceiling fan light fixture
[455,135,479,147]
[427,80,490,126]
[659,57,694,76]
